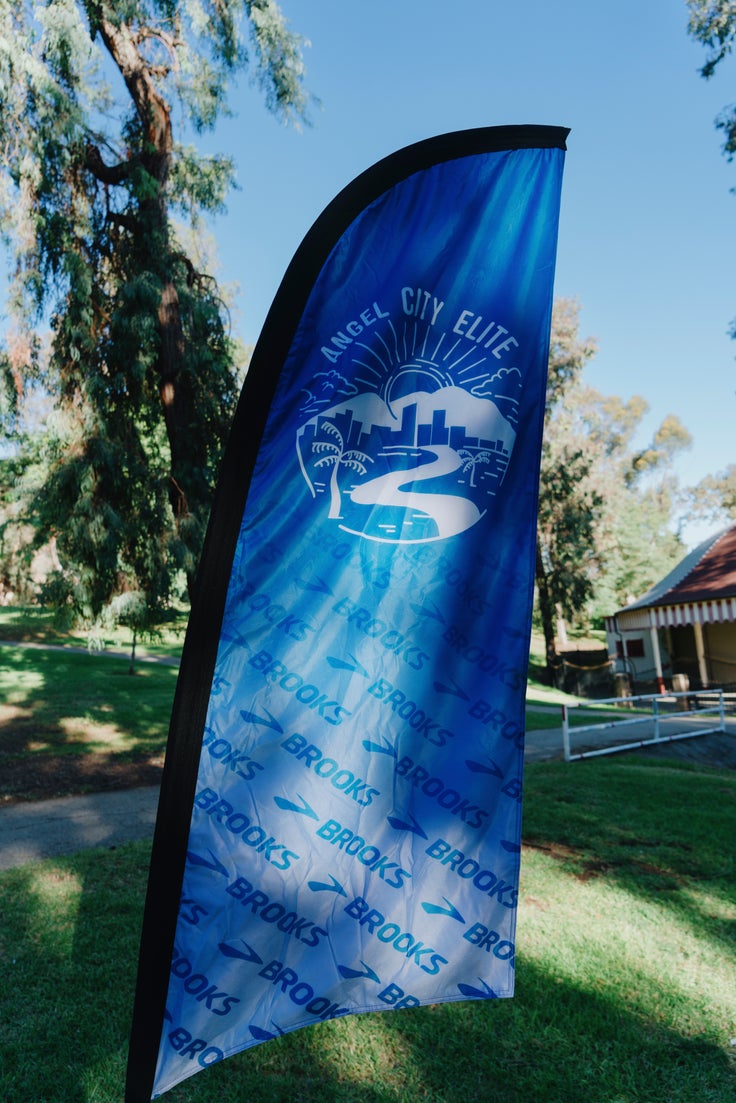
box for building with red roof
[605,525,736,692]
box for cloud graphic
[300,370,359,415]
[471,366,522,398]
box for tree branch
[171,251,197,287]
[107,210,140,234]
[85,142,137,185]
[96,13,173,155]
[132,24,182,71]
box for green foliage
[588,496,683,623]
[631,412,694,478]
[685,462,736,531]
[565,385,688,623]
[544,297,598,405]
[688,0,736,156]
[537,447,602,619]
[0,1,309,630]
[0,350,19,430]
[537,300,601,671]
[537,300,690,668]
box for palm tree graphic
[458,448,493,488]
[313,421,372,518]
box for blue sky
[198,0,735,547]
[2,2,732,547]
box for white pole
[693,621,709,688]
[650,623,665,692]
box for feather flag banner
[126,125,568,1100]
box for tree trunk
[128,628,137,676]
[536,539,560,686]
[157,278,192,516]
[555,606,569,648]
[98,10,200,594]
[328,461,343,518]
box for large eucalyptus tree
[0,1,307,629]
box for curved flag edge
[125,123,569,1102]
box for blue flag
[126,125,567,1100]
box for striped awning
[650,599,736,627]
[606,598,736,634]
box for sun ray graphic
[350,316,503,413]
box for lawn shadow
[0,844,151,1102]
[522,757,736,963]
[1,841,734,1103]
[0,646,177,800]
[373,957,735,1102]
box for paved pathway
[0,786,159,871]
[1,714,734,873]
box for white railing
[561,689,727,762]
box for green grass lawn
[1,756,734,1102]
[0,618,735,1099]
[0,647,178,753]
[0,646,179,801]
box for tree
[458,448,493,488]
[536,299,692,682]
[312,423,372,519]
[568,387,690,622]
[684,463,736,528]
[536,444,602,675]
[680,6,736,544]
[687,0,736,157]
[0,1,308,633]
[536,298,599,680]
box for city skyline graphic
[296,315,521,543]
